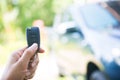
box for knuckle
[26,49,30,53]
[17,51,22,56]
[11,52,18,59]
[11,51,17,56]
[11,52,16,58]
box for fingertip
[38,48,45,53]
[30,43,38,51]
[32,43,38,47]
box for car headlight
[112,48,120,65]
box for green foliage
[53,0,73,14]
[0,0,73,31]
[0,16,4,31]
[16,0,55,31]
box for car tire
[90,70,109,80]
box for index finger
[38,48,45,53]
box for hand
[1,43,44,80]
[24,53,40,80]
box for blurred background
[0,0,118,80]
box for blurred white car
[54,1,120,80]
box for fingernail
[32,43,38,50]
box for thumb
[19,43,38,64]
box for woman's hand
[1,43,44,80]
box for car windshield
[80,3,120,30]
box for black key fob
[26,27,40,52]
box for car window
[79,3,120,30]
[61,10,74,22]
[107,1,120,15]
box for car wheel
[90,70,109,80]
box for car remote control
[26,27,40,52]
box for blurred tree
[53,0,73,14]
[0,0,73,31]
[16,0,55,32]
[10,0,73,31]
[0,0,73,43]
[0,0,17,43]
